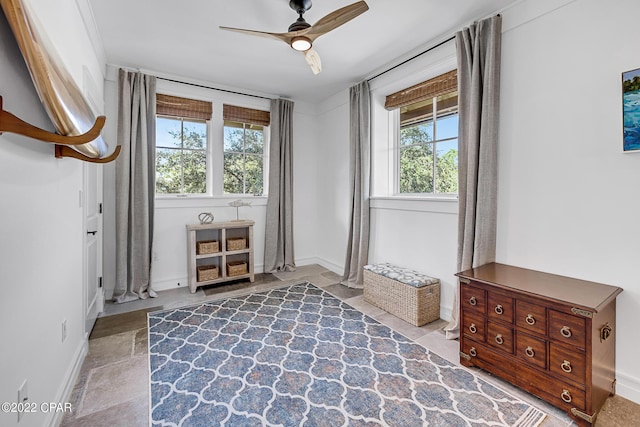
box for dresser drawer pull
[469,296,477,306]
[561,389,572,403]
[561,360,572,373]
[525,314,536,325]
[469,323,477,334]
[560,326,572,338]
[495,334,504,345]
[494,305,503,315]
[525,346,535,358]
[469,347,477,357]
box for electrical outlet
[61,319,67,343]
[18,380,28,422]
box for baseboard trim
[48,338,88,427]
[616,370,640,404]
[296,256,343,275]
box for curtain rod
[157,77,273,100]
[367,35,455,82]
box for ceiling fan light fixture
[291,36,312,51]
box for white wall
[313,92,351,272]
[498,0,640,401]
[0,1,105,425]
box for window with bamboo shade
[223,104,270,196]
[155,94,212,195]
[385,70,459,195]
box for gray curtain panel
[264,98,296,272]
[341,81,371,288]
[113,69,157,303]
[445,15,502,339]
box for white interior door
[84,162,103,336]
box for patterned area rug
[148,282,546,426]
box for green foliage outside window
[399,120,458,194]
[156,117,207,194]
[224,122,264,195]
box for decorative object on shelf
[198,212,215,224]
[228,199,252,220]
[623,67,640,152]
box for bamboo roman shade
[156,94,212,121]
[223,104,271,127]
[385,69,458,111]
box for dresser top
[456,262,622,313]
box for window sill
[156,195,268,209]
[370,196,458,214]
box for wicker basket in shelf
[227,261,248,277]
[226,237,247,251]
[196,240,219,255]
[197,265,218,282]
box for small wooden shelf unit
[186,220,255,293]
[457,262,622,426]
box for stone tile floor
[60,265,638,426]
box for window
[156,116,207,194]
[222,104,270,195]
[386,70,459,195]
[224,121,265,195]
[155,94,212,195]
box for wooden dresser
[457,263,622,425]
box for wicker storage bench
[363,263,440,326]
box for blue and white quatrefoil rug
[148,282,545,426]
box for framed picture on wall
[623,67,640,152]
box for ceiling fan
[220,0,369,75]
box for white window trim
[154,79,271,200]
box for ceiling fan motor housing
[289,0,312,14]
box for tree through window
[223,121,265,195]
[222,104,270,195]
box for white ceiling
[88,0,517,102]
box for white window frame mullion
[432,96,438,193]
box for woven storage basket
[197,265,218,282]
[363,269,440,326]
[196,240,219,255]
[227,261,248,277]
[226,237,247,251]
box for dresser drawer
[461,283,486,314]
[462,311,486,342]
[539,377,587,413]
[515,331,547,370]
[487,292,513,324]
[550,342,586,384]
[549,310,586,348]
[487,321,513,354]
[515,300,546,336]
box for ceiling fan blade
[219,26,293,45]
[306,1,369,41]
[304,48,322,74]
